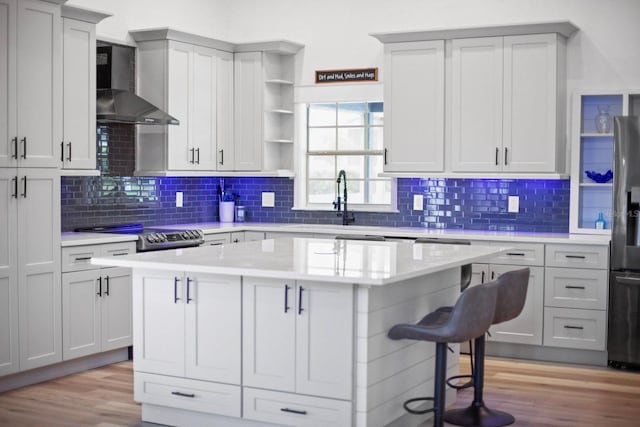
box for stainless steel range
[75,223,204,252]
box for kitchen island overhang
[93,238,508,427]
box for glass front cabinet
[570,90,640,234]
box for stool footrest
[444,403,515,427]
[402,396,435,415]
[446,374,474,390]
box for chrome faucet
[333,169,355,225]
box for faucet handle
[333,197,341,211]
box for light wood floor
[1,357,640,426]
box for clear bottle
[595,212,606,230]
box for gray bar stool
[388,282,498,427]
[444,268,530,427]
[415,237,474,390]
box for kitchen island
[93,237,507,427]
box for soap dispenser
[595,212,606,230]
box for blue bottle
[595,212,606,230]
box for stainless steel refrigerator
[609,116,640,367]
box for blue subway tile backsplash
[61,176,570,233]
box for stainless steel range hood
[96,45,179,125]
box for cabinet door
[450,37,503,172]
[295,282,353,400]
[18,169,61,370]
[0,0,16,168]
[62,270,100,360]
[216,50,235,171]
[16,0,61,168]
[234,52,263,171]
[191,45,218,170]
[133,270,185,377]
[0,169,18,375]
[383,40,444,172]
[488,265,544,345]
[185,274,241,384]
[101,267,133,352]
[62,17,96,169]
[167,41,194,170]
[503,34,559,172]
[243,277,295,392]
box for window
[305,102,392,210]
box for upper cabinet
[61,5,110,171]
[372,21,578,178]
[132,29,235,175]
[0,0,64,168]
[382,40,445,172]
[131,29,303,176]
[234,42,303,172]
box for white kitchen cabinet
[133,270,241,384]
[234,42,303,173]
[243,277,353,400]
[0,0,62,168]
[203,232,230,246]
[62,266,132,360]
[382,40,445,172]
[133,29,234,174]
[0,170,18,376]
[60,7,109,170]
[451,34,565,173]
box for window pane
[346,180,364,204]
[308,128,336,151]
[338,127,365,151]
[338,102,366,126]
[368,127,383,150]
[337,155,365,179]
[308,156,335,179]
[308,180,336,204]
[367,180,391,204]
[368,102,384,125]
[367,155,383,179]
[308,103,336,126]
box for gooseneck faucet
[333,169,355,225]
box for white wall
[70,0,640,98]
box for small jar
[235,205,246,222]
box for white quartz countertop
[61,231,137,247]
[154,222,611,245]
[92,237,509,286]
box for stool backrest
[488,268,530,325]
[445,283,498,343]
[415,238,472,291]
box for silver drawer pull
[111,252,129,256]
[506,252,525,256]
[74,256,92,261]
[565,285,585,290]
[280,408,307,415]
[565,255,586,259]
[564,325,584,330]
[171,391,195,398]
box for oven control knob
[146,235,154,243]
[181,232,188,239]
[187,230,195,238]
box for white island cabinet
[93,237,506,427]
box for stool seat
[388,283,498,427]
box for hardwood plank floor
[1,357,639,426]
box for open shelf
[579,183,612,187]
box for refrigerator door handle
[616,276,640,285]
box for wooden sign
[315,67,378,84]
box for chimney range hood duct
[96,45,179,125]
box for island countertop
[92,237,508,286]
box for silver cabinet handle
[495,147,499,165]
[11,176,17,198]
[189,148,195,164]
[565,285,585,290]
[171,391,195,398]
[564,325,584,330]
[195,148,200,164]
[504,147,508,165]
[219,149,224,165]
[186,277,193,303]
[12,137,18,159]
[67,142,72,162]
[21,176,26,198]
[60,141,64,162]
[104,276,110,296]
[20,137,26,159]
[174,277,181,303]
[298,286,304,315]
[97,277,102,297]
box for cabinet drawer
[204,233,230,246]
[480,242,544,266]
[543,307,606,351]
[101,242,136,258]
[134,372,240,417]
[544,267,608,310]
[62,245,102,272]
[545,244,609,269]
[243,387,351,427]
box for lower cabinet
[243,387,352,427]
[62,267,132,360]
[242,277,353,401]
[133,270,241,384]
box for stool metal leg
[433,342,448,427]
[444,336,515,427]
